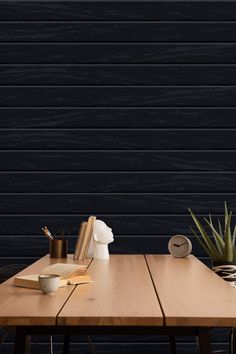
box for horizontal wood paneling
[0,1,236,21]
[0,194,232,214]
[2,329,230,343]
[0,108,235,128]
[2,65,236,86]
[1,2,235,352]
[0,235,220,257]
[0,215,226,235]
[0,151,235,171]
[0,342,207,354]
[2,22,236,43]
[2,44,236,64]
[0,257,37,268]
[1,172,236,192]
[0,129,236,150]
[0,342,229,354]
[2,87,236,107]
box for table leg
[196,328,212,354]
[63,334,70,354]
[49,335,53,354]
[169,335,177,354]
[14,327,31,354]
[230,328,236,354]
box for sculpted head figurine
[93,220,114,245]
[88,219,114,260]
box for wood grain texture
[0,151,235,171]
[58,255,163,326]
[0,342,214,354]
[0,2,235,351]
[0,327,229,343]
[0,215,222,235]
[0,235,208,257]
[0,2,236,21]
[0,257,37,269]
[2,44,236,64]
[0,194,233,214]
[146,255,236,327]
[3,65,236,86]
[0,108,235,128]
[1,172,236,192]
[2,22,236,43]
[2,87,236,107]
[0,254,91,326]
[0,129,236,150]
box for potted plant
[189,202,236,288]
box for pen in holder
[50,239,68,258]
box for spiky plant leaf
[188,209,220,260]
[189,203,236,263]
[224,211,233,262]
[232,225,236,261]
[224,201,229,238]
[218,219,223,239]
[204,216,224,255]
[232,224,236,251]
[190,227,215,258]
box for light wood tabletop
[0,254,90,326]
[58,254,163,326]
[2,254,235,354]
[1,254,236,328]
[146,255,236,327]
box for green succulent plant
[188,202,236,263]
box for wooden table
[1,254,236,354]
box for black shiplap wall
[0,1,235,352]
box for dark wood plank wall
[0,1,235,352]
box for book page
[41,263,87,279]
[68,274,92,285]
[15,274,39,281]
[14,274,68,289]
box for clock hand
[173,242,188,247]
[179,241,188,246]
[173,243,181,247]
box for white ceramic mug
[38,274,60,294]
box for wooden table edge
[57,316,163,327]
[165,317,236,327]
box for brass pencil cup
[50,239,68,258]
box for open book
[14,263,92,290]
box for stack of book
[73,215,96,260]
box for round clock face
[168,235,192,258]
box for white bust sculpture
[88,220,114,260]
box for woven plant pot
[212,261,236,288]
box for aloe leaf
[190,227,215,258]
[232,224,236,248]
[224,201,229,237]
[204,217,224,255]
[233,245,236,262]
[188,209,220,259]
[232,224,236,261]
[224,211,233,262]
[234,246,236,262]
[218,219,223,239]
